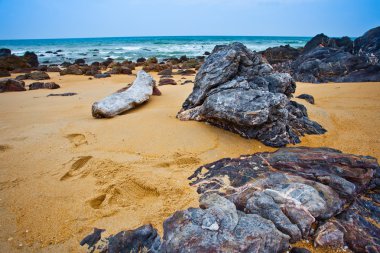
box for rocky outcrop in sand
[92,70,155,118]
[29,82,60,90]
[80,147,379,253]
[269,26,380,83]
[177,42,325,147]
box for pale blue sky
[0,0,379,39]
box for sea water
[0,36,310,64]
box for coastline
[0,68,379,252]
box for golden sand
[0,70,379,252]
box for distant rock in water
[271,26,380,83]
[177,42,325,147]
[92,70,156,118]
[0,48,11,57]
[81,147,380,253]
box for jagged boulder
[177,42,325,147]
[92,70,155,118]
[261,45,301,64]
[354,26,380,61]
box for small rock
[297,94,315,104]
[159,78,177,86]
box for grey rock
[0,78,26,92]
[29,82,60,90]
[297,94,315,104]
[92,70,155,118]
[177,42,325,147]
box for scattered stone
[0,78,26,92]
[182,80,193,85]
[60,65,83,75]
[177,42,325,147]
[158,68,172,76]
[74,59,85,66]
[314,222,344,248]
[159,78,177,86]
[29,82,60,90]
[92,70,155,118]
[16,71,50,81]
[153,86,162,96]
[175,69,196,75]
[297,94,315,104]
[94,73,111,79]
[47,66,61,72]
[47,92,77,97]
[204,51,211,55]
[108,66,132,74]
[136,57,146,63]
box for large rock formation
[80,147,380,253]
[92,70,155,118]
[177,42,325,147]
[271,26,380,83]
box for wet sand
[0,70,379,252]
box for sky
[0,0,379,40]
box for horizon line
[0,34,342,42]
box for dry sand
[0,70,379,252]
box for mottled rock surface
[177,42,325,147]
[92,70,155,118]
[81,147,379,253]
[272,26,380,83]
[29,82,60,90]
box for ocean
[0,36,311,64]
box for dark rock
[0,70,11,77]
[181,59,200,69]
[159,78,177,86]
[303,33,331,53]
[79,147,380,253]
[61,62,72,68]
[23,51,39,67]
[0,78,26,92]
[204,51,211,55]
[47,92,77,97]
[0,48,11,57]
[45,51,53,54]
[102,58,114,67]
[47,66,61,72]
[261,45,301,64]
[136,57,146,63]
[60,65,83,75]
[108,66,132,75]
[80,228,105,252]
[16,71,50,81]
[55,50,63,53]
[158,68,172,76]
[37,65,48,71]
[175,69,196,75]
[74,58,86,66]
[290,248,311,253]
[297,94,315,104]
[84,66,100,76]
[189,147,380,252]
[29,82,60,90]
[177,42,325,147]
[0,55,30,71]
[153,86,162,96]
[94,73,111,79]
[147,57,158,64]
[143,63,171,72]
[354,26,380,61]
[182,80,193,85]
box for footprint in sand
[65,133,88,147]
[60,156,93,181]
[0,144,11,152]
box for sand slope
[0,71,379,252]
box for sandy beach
[0,68,379,252]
